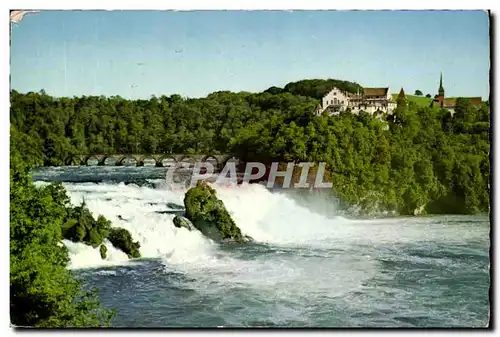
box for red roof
[443,98,456,107]
[467,97,482,106]
[433,97,482,108]
[364,88,389,96]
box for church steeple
[437,72,445,108]
[438,72,445,97]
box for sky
[10,10,490,99]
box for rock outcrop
[61,201,141,259]
[183,181,247,243]
[99,244,107,260]
[108,228,141,258]
[173,215,195,231]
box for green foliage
[10,84,490,216]
[63,204,112,248]
[281,78,363,99]
[10,146,114,327]
[108,228,141,258]
[184,181,245,242]
[414,89,423,96]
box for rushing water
[33,166,491,328]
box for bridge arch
[85,155,102,166]
[178,156,196,168]
[157,156,177,168]
[202,155,219,169]
[117,155,138,166]
[102,156,117,166]
[137,156,157,167]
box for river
[33,166,491,327]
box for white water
[43,181,486,267]
[46,181,375,299]
[32,178,490,327]
[56,182,349,266]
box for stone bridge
[66,154,238,169]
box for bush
[10,148,114,327]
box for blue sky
[10,10,490,99]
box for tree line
[10,77,490,216]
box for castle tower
[438,72,445,107]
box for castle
[431,73,482,114]
[315,74,483,117]
[314,86,397,116]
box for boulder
[62,202,111,248]
[173,215,195,231]
[108,228,141,258]
[99,244,107,260]
[184,181,246,243]
[60,201,141,259]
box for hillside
[266,79,363,100]
[392,94,433,108]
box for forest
[10,77,490,216]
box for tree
[426,94,432,98]
[264,86,283,95]
[10,146,115,327]
[414,90,423,96]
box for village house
[431,73,482,114]
[315,86,397,116]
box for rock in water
[184,181,245,243]
[173,215,195,231]
[167,202,185,210]
[156,210,185,216]
[243,235,255,243]
[99,244,107,260]
[108,228,141,258]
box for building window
[333,92,337,96]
